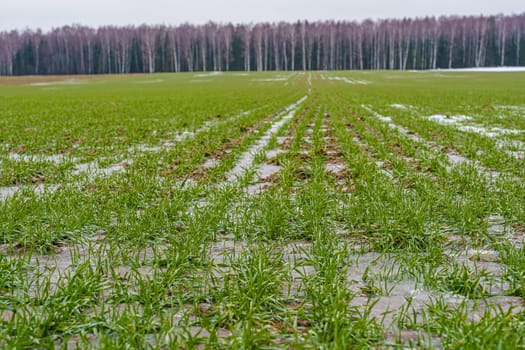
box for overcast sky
[1,0,523,31]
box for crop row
[0,72,524,348]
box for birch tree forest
[1,14,524,75]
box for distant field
[1,71,525,348]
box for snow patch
[434,67,525,73]
[0,184,59,201]
[428,115,472,124]
[266,149,286,159]
[226,96,307,182]
[28,79,86,86]
[362,106,502,178]
[391,104,407,109]
[258,163,281,179]
[495,105,525,113]
[202,158,219,169]
[491,127,522,135]
[252,78,288,82]
[6,153,77,164]
[72,160,132,177]
[326,76,370,85]
[194,72,222,77]
[426,114,522,139]
[135,79,164,84]
[361,105,393,123]
[325,163,346,174]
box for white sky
[1,0,524,32]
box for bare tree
[1,14,524,75]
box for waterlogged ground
[1,71,525,348]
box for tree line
[0,14,524,75]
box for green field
[1,71,525,348]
